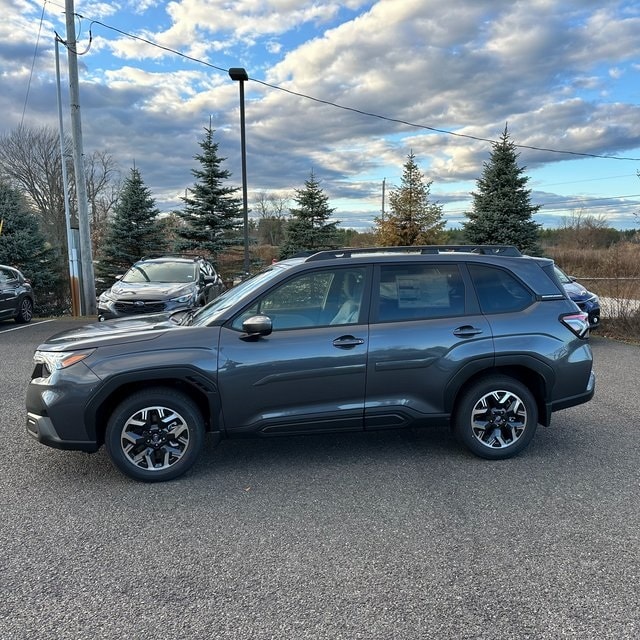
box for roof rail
[305,245,522,261]
[139,253,206,261]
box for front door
[217,266,370,435]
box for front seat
[330,272,363,325]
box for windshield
[122,261,197,284]
[190,265,290,326]
[554,266,572,285]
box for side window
[232,268,366,331]
[0,268,9,285]
[376,264,465,322]
[468,264,534,314]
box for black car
[27,245,595,482]
[97,256,224,321]
[0,265,34,324]
[554,266,600,330]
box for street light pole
[228,67,250,276]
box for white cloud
[3,0,639,229]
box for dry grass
[547,242,640,342]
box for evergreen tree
[95,167,165,283]
[0,181,62,314]
[464,126,541,254]
[374,152,445,246]
[279,171,339,259]
[176,125,242,257]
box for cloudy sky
[2,0,640,230]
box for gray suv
[26,246,595,482]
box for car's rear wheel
[453,376,538,459]
[105,388,205,482]
[15,297,33,323]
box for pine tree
[279,171,339,259]
[374,152,445,246]
[0,181,62,314]
[95,167,165,283]
[176,125,242,257]
[464,126,541,254]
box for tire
[453,376,538,460]
[15,297,33,324]
[105,388,205,482]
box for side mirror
[242,315,272,339]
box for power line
[79,16,640,163]
[442,194,640,216]
[21,1,48,128]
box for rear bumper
[548,370,596,417]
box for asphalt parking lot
[0,318,638,639]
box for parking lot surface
[1,318,638,639]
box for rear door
[217,265,371,434]
[364,262,494,428]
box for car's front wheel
[15,297,33,323]
[453,376,538,459]
[105,388,205,482]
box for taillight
[561,312,589,338]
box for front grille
[114,300,167,314]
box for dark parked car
[554,266,600,330]
[97,255,224,320]
[0,265,34,324]
[27,245,595,482]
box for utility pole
[381,178,386,221]
[65,0,96,314]
[54,36,81,316]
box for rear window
[468,264,534,314]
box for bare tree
[0,126,120,257]
[559,209,616,248]
[253,190,290,246]
[0,126,69,251]
[85,150,121,254]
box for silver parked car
[98,255,224,321]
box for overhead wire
[26,6,640,220]
[21,1,48,128]
[81,16,640,163]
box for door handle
[453,325,484,337]
[333,335,365,349]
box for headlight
[172,293,195,304]
[99,291,115,302]
[34,350,94,376]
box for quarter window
[468,264,534,313]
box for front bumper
[26,412,99,452]
[98,298,192,321]
[26,362,102,451]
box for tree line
[0,123,636,315]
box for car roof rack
[305,245,522,261]
[139,254,206,261]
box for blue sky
[2,0,640,230]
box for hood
[563,281,594,302]
[108,281,194,300]
[38,312,181,351]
